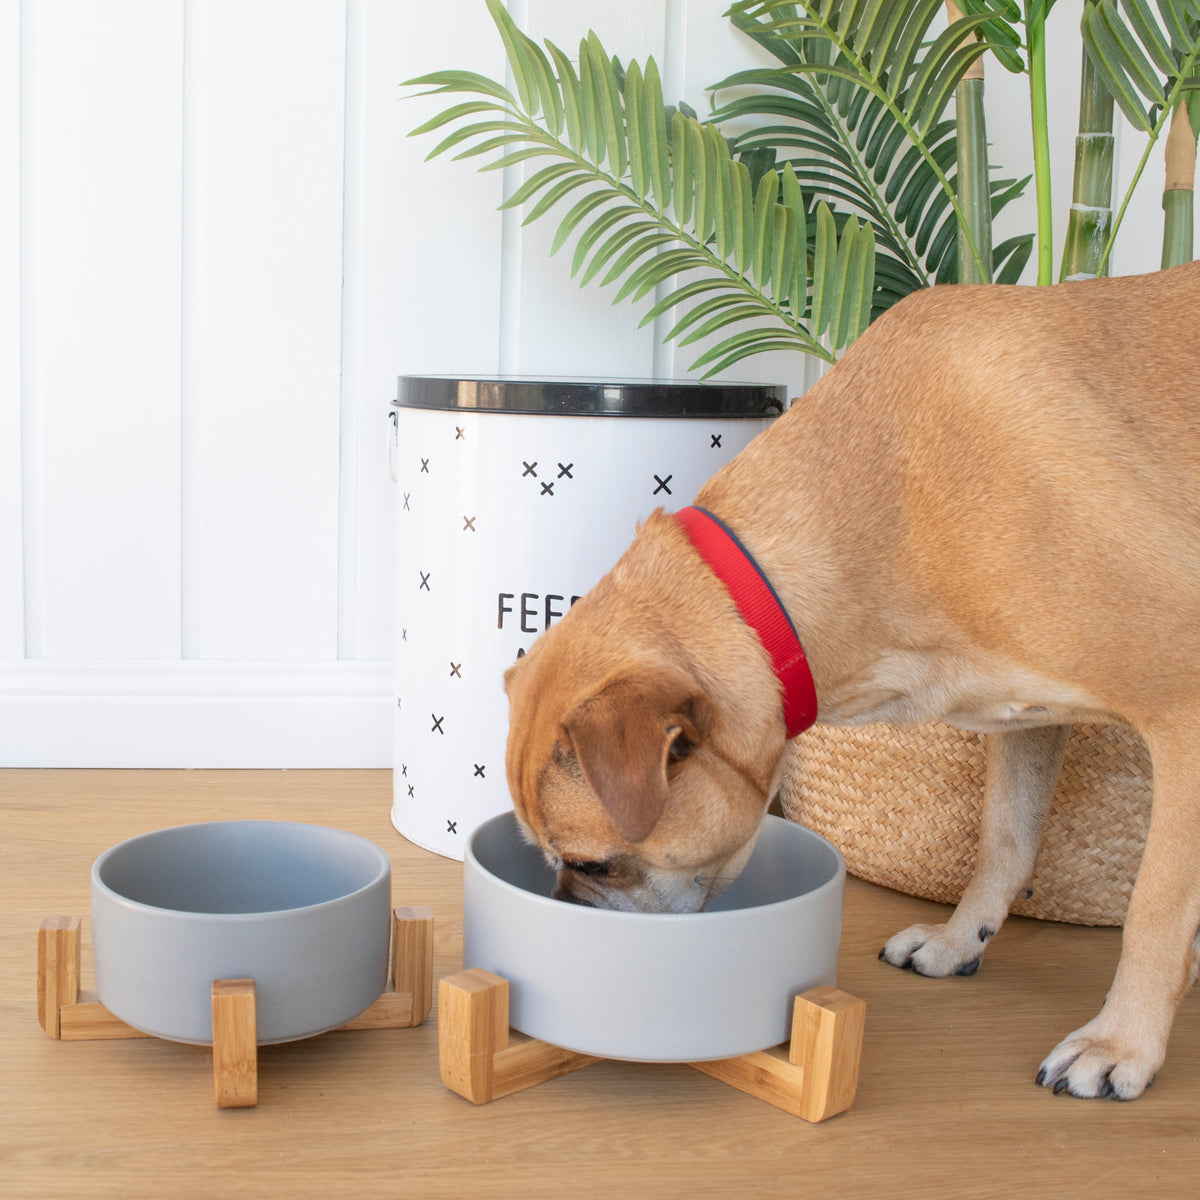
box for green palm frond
[953,0,1028,74]
[714,0,1032,296]
[1080,0,1200,269]
[406,0,874,372]
[1082,0,1200,131]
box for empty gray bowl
[463,813,845,1062]
[91,821,392,1045]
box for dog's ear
[564,672,711,843]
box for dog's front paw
[879,922,987,978]
[1036,1021,1163,1100]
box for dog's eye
[562,859,611,878]
[668,730,695,764]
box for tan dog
[504,261,1200,1100]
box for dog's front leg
[880,724,1070,977]
[1037,724,1200,1099]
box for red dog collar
[674,506,818,738]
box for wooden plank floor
[3,769,1198,1199]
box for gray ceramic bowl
[463,812,845,1062]
[91,821,392,1045]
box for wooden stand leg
[789,985,866,1122]
[38,917,147,1041]
[438,969,599,1104]
[691,986,866,1122]
[212,979,258,1108]
[37,917,81,1039]
[339,905,434,1031]
[393,905,434,1025]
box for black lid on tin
[393,375,786,417]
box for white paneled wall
[1,1,20,659]
[0,0,1182,766]
[32,1,183,662]
[184,0,347,663]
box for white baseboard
[0,660,395,767]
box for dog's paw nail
[954,956,982,977]
[1053,1078,1070,1095]
[878,947,887,961]
[978,925,995,943]
[1035,1067,1048,1087]
[902,956,917,972]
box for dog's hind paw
[1036,1024,1163,1101]
[879,922,988,978]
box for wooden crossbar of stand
[37,906,434,1108]
[438,968,866,1122]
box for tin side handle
[387,409,400,483]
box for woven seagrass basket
[780,722,1152,926]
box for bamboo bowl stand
[438,968,865,1122]
[38,906,433,1108]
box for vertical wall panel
[336,0,366,661]
[380,0,506,376]
[0,0,21,656]
[666,0,819,398]
[186,0,346,660]
[507,0,669,378]
[33,0,183,659]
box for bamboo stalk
[1161,101,1197,269]
[1025,0,1054,285]
[1060,4,1114,282]
[948,2,992,284]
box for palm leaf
[1083,0,1200,131]
[715,1,1031,297]
[406,0,879,372]
[952,0,1028,73]
[1081,0,1200,268]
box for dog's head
[503,513,787,913]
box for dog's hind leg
[880,724,1070,977]
[1037,720,1200,1099]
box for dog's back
[700,261,1200,729]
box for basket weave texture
[780,722,1152,926]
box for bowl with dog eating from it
[90,820,392,1045]
[462,812,845,1062]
